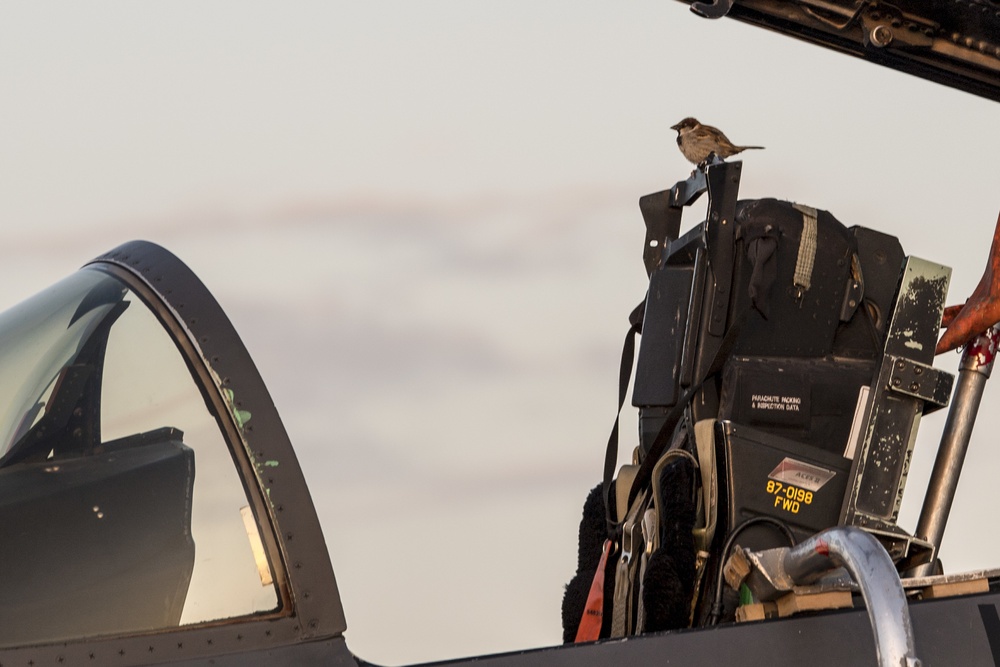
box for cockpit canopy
[0,258,284,647]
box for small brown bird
[671,117,763,165]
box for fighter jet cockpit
[0,262,281,647]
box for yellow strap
[692,419,718,553]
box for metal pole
[911,325,1000,577]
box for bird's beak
[670,122,681,131]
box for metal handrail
[740,526,920,667]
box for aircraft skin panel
[149,637,358,667]
[399,589,1000,666]
[2,586,997,667]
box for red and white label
[767,457,836,493]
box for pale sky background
[2,3,1000,666]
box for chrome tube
[788,528,919,667]
[912,325,1000,578]
[742,526,920,667]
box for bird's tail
[738,145,764,151]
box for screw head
[870,25,893,47]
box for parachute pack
[563,160,954,640]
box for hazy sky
[3,3,1000,665]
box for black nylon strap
[603,307,748,537]
[601,301,645,536]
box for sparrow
[670,117,763,165]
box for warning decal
[742,373,810,427]
[750,393,803,412]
